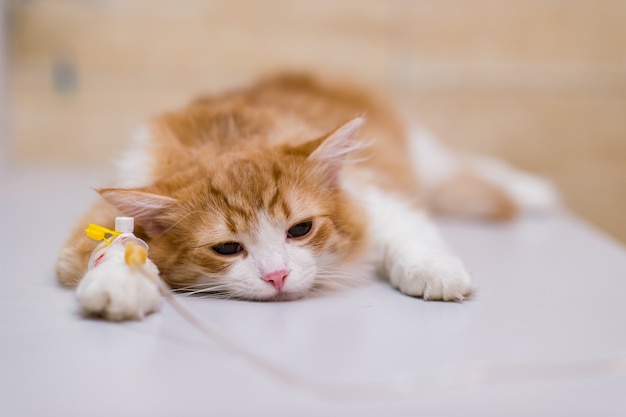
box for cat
[55,73,556,320]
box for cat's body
[56,73,556,320]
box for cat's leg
[56,199,118,288]
[410,129,558,220]
[56,199,161,320]
[358,186,473,301]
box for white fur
[76,246,160,321]
[346,181,473,301]
[116,125,156,188]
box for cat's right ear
[98,188,178,238]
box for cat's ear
[303,117,365,185]
[309,117,364,162]
[98,188,178,237]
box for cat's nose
[262,269,289,291]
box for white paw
[388,253,473,301]
[76,250,160,321]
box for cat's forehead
[196,191,326,241]
[199,152,329,234]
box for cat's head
[99,118,367,301]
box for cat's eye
[212,242,244,256]
[287,221,313,239]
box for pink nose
[262,269,289,291]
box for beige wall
[1,2,9,167]
[8,0,626,243]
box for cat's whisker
[185,284,233,297]
[192,291,233,300]
[172,282,219,291]
[315,265,369,279]
[194,294,225,300]
[170,279,236,297]
[313,267,372,291]
[316,272,369,283]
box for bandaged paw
[76,247,160,321]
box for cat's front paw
[76,253,160,321]
[389,253,473,301]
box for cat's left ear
[309,117,364,162]
[301,117,365,185]
[98,188,178,238]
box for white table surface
[2,166,625,417]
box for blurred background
[3,0,626,243]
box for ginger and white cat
[56,73,556,320]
